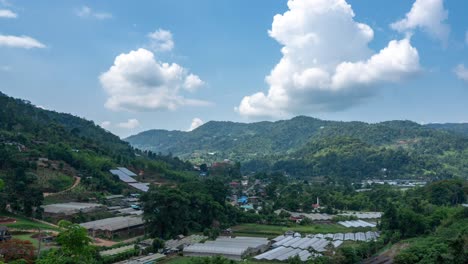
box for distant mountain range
[125,116,468,158]
[125,116,468,178]
[425,123,468,137]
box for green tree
[38,220,98,264]
[152,238,165,252]
[141,186,191,238]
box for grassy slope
[1,213,60,231]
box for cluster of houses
[42,193,145,239]
[228,177,266,212]
[39,167,150,240]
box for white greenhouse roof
[117,167,137,177]
[80,216,144,231]
[110,169,137,183]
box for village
[0,161,387,264]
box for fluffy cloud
[188,118,204,131]
[238,0,420,118]
[184,74,204,92]
[454,64,468,82]
[0,9,16,18]
[100,121,111,129]
[391,0,449,43]
[147,29,174,52]
[0,35,46,48]
[117,119,140,129]
[100,48,206,111]
[76,6,112,20]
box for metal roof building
[338,212,382,219]
[129,182,150,192]
[80,216,144,232]
[257,231,380,262]
[254,246,313,262]
[183,236,270,261]
[117,167,137,177]
[110,169,137,183]
[42,202,104,215]
[338,220,376,228]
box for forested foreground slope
[0,91,194,216]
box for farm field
[11,232,40,248]
[0,213,60,231]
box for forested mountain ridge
[426,123,468,137]
[126,116,468,179]
[0,91,133,159]
[127,116,466,157]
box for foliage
[141,180,234,239]
[152,237,166,252]
[101,248,139,264]
[37,220,99,264]
[0,168,43,217]
[393,215,468,264]
[0,92,200,222]
[0,239,35,263]
[127,116,468,179]
[187,256,236,264]
[426,123,468,137]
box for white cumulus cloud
[76,6,112,20]
[100,48,207,111]
[117,119,140,129]
[188,118,204,131]
[147,28,174,52]
[237,0,420,119]
[184,74,204,92]
[0,35,46,49]
[0,9,16,18]
[100,121,112,129]
[391,0,449,44]
[454,64,468,82]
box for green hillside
[0,91,195,217]
[126,116,468,179]
[126,116,456,159]
[426,123,468,137]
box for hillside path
[43,176,81,197]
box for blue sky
[0,0,467,137]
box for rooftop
[117,167,137,177]
[42,202,103,215]
[129,182,150,192]
[80,216,144,231]
[110,169,137,183]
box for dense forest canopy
[126,116,468,179]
